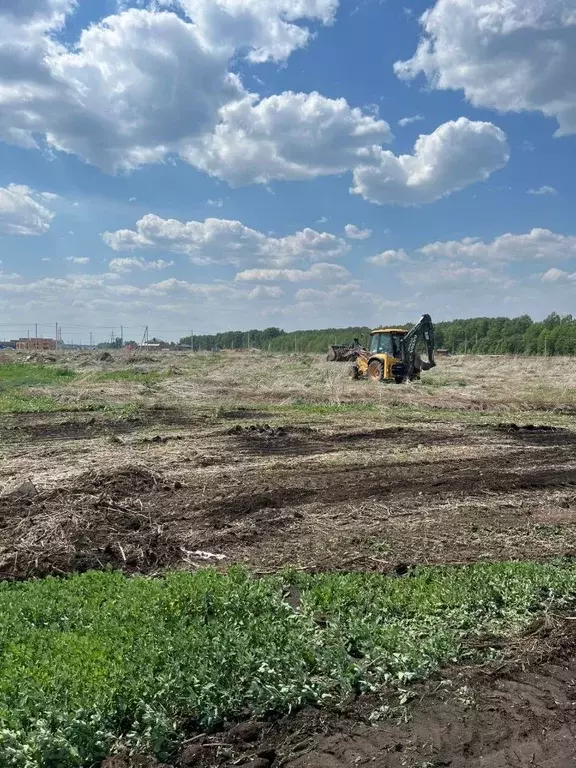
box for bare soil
[1,409,576,578]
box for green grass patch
[0,393,139,415]
[2,562,576,766]
[0,363,75,391]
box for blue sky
[0,0,575,343]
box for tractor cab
[364,328,408,382]
[369,328,407,358]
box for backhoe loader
[349,314,436,383]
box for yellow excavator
[349,314,436,383]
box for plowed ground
[1,411,576,578]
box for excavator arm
[399,314,436,381]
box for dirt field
[1,351,576,580]
[2,350,576,766]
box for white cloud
[0,0,76,29]
[0,2,509,207]
[0,3,351,178]
[345,223,372,240]
[0,184,55,236]
[368,249,409,266]
[369,228,576,288]
[207,198,223,208]
[398,115,424,127]
[352,118,509,205]
[0,8,244,171]
[248,285,284,300]
[104,214,349,266]
[108,257,175,273]
[527,185,558,196]
[395,0,576,136]
[413,229,576,264]
[173,0,338,63]
[541,267,576,283]
[184,91,392,185]
[66,256,90,264]
[235,262,350,283]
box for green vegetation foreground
[2,562,576,766]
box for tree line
[178,314,576,356]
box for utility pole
[55,322,58,349]
[35,323,38,349]
[190,329,194,351]
[90,331,93,349]
[120,326,124,348]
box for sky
[0,0,575,343]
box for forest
[179,314,576,356]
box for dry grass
[1,349,576,578]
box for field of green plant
[1,562,576,767]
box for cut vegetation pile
[1,351,576,766]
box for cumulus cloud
[108,257,175,273]
[0,184,55,236]
[395,0,576,136]
[398,115,424,127]
[0,3,347,174]
[3,9,244,171]
[248,285,284,300]
[368,249,409,266]
[0,0,76,29]
[173,0,338,63]
[412,229,576,264]
[345,224,372,240]
[104,215,349,266]
[528,186,558,196]
[369,228,576,287]
[183,91,392,185]
[66,256,89,264]
[351,118,509,205]
[0,1,509,205]
[235,262,350,283]
[541,267,576,283]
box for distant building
[436,349,451,357]
[16,338,57,351]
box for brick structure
[16,338,57,351]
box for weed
[1,562,576,766]
[0,364,75,391]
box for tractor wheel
[367,360,383,382]
[348,364,360,379]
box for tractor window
[370,334,394,355]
